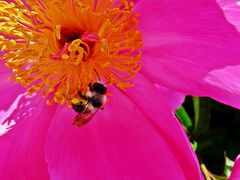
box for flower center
[0,0,142,105]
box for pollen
[0,0,142,105]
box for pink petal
[0,71,26,133]
[0,62,27,132]
[229,155,240,180]
[0,76,24,113]
[215,1,240,108]
[0,57,9,73]
[45,75,202,180]
[0,92,58,180]
[139,73,185,110]
[154,82,185,110]
[204,65,240,109]
[0,73,26,112]
[0,58,23,105]
[217,0,240,31]
[135,0,240,109]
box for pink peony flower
[1,0,240,179]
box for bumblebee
[71,82,107,127]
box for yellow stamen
[0,0,143,105]
[55,25,61,40]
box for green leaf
[191,141,198,151]
[176,106,193,132]
[192,97,211,137]
[224,156,234,177]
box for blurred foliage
[176,96,240,179]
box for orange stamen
[0,0,142,105]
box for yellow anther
[101,39,108,52]
[55,25,61,40]
[61,54,69,59]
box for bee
[71,82,107,127]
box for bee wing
[72,108,99,127]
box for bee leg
[78,91,87,99]
[88,82,93,91]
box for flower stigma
[0,0,142,106]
